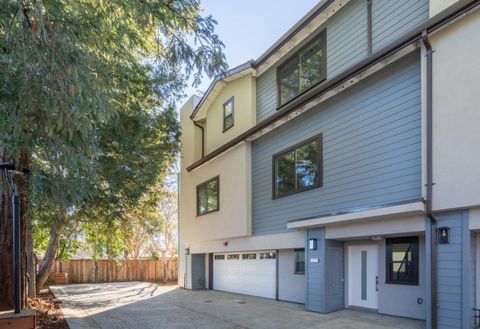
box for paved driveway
[51,282,424,329]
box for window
[227,254,240,260]
[242,253,256,260]
[294,249,305,274]
[223,97,234,132]
[196,176,219,216]
[259,252,276,259]
[278,30,326,105]
[214,255,225,260]
[386,237,419,285]
[273,134,323,198]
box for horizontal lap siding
[436,213,470,329]
[372,0,429,52]
[306,229,326,312]
[256,67,277,122]
[252,53,421,235]
[256,0,368,123]
[327,0,368,78]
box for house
[178,1,480,328]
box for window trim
[223,96,235,132]
[294,249,305,275]
[272,133,323,199]
[385,236,419,285]
[196,176,220,216]
[276,29,327,108]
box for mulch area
[29,288,69,329]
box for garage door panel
[214,252,276,299]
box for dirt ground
[29,288,69,329]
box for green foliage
[0,1,226,259]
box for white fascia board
[287,201,425,229]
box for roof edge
[189,60,255,120]
[253,0,336,68]
[185,0,480,172]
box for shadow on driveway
[51,282,425,329]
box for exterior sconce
[438,227,450,244]
[309,238,317,250]
[185,248,190,255]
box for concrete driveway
[51,282,425,329]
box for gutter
[186,0,480,173]
[193,121,205,158]
[422,31,438,329]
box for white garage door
[213,251,276,299]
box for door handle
[376,276,379,291]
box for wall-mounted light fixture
[438,227,450,244]
[309,238,317,250]
[185,248,190,255]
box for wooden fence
[45,259,177,285]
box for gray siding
[372,0,429,52]
[435,212,467,329]
[255,0,429,123]
[256,0,368,122]
[252,53,422,235]
[326,0,368,78]
[306,229,326,312]
[256,67,277,122]
[306,229,345,313]
[471,232,477,309]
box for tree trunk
[0,150,29,311]
[36,220,64,292]
[25,226,36,298]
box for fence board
[44,259,177,285]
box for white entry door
[348,244,379,309]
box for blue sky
[181,0,320,106]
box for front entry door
[348,244,379,309]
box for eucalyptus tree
[0,0,226,307]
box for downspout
[422,30,437,329]
[193,121,205,158]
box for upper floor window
[223,97,234,132]
[278,30,326,106]
[197,176,219,216]
[273,134,323,198]
[386,236,419,285]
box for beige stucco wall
[204,74,256,154]
[429,0,459,16]
[179,142,252,244]
[180,95,203,166]
[429,10,480,211]
[188,231,305,254]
